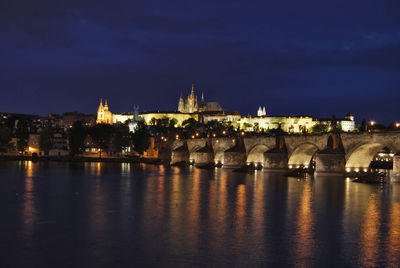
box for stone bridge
[170,132,400,175]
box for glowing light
[396,123,400,128]
[364,168,368,172]
[346,168,351,172]
[241,131,245,136]
[192,135,195,139]
[212,133,216,137]
[28,147,35,152]
[195,133,199,136]
[289,165,293,169]
[355,168,360,172]
[222,130,226,135]
[370,121,375,126]
[176,135,179,140]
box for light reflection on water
[1,161,400,267]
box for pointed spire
[98,98,103,109]
[201,91,204,102]
[191,84,195,97]
[262,106,266,116]
[105,99,108,107]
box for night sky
[1,1,399,123]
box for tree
[113,124,131,153]
[15,119,29,153]
[131,121,150,156]
[168,118,178,129]
[39,126,53,155]
[182,118,201,130]
[310,124,329,134]
[68,121,88,155]
[0,125,12,153]
[360,119,368,132]
[88,124,115,157]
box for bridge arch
[246,144,270,165]
[288,143,320,168]
[345,142,398,170]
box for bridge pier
[170,143,189,165]
[193,140,214,167]
[315,152,345,174]
[263,152,288,172]
[223,138,246,168]
[393,154,400,177]
[223,151,246,168]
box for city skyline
[1,1,399,123]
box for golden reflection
[156,174,165,215]
[22,161,35,235]
[252,173,265,239]
[26,160,33,178]
[85,162,103,176]
[215,169,229,239]
[167,168,183,250]
[360,193,380,267]
[385,202,400,266]
[294,183,314,266]
[235,184,247,236]
[186,168,201,249]
[90,175,106,236]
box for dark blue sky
[1,0,399,123]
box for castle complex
[96,84,356,133]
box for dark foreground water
[1,161,400,267]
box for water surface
[1,161,399,267]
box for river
[0,161,399,267]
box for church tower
[96,98,113,124]
[178,92,185,112]
[97,98,104,123]
[257,106,263,117]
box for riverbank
[0,155,164,164]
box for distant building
[257,106,267,117]
[317,113,356,132]
[178,85,223,113]
[96,99,136,125]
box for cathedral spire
[191,84,195,97]
[201,91,204,103]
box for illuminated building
[257,106,266,117]
[96,99,139,131]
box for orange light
[28,147,35,152]
[222,130,226,135]
[241,131,245,136]
[396,123,400,128]
[192,135,195,139]
[176,135,179,140]
[212,133,216,137]
[370,121,375,126]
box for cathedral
[178,84,222,113]
[178,84,200,113]
[257,106,267,117]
